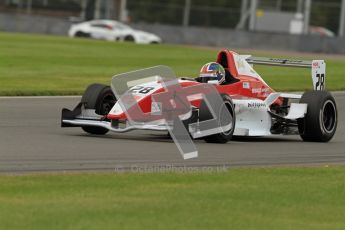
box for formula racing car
[62,49,338,146]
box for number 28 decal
[129,86,155,94]
[315,73,325,90]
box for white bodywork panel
[233,99,272,136]
[235,54,270,86]
[264,93,281,106]
[232,99,307,136]
[284,103,307,119]
[279,93,302,99]
[264,92,301,107]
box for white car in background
[309,26,335,37]
[68,20,162,44]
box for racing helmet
[199,62,226,84]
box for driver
[198,62,226,84]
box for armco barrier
[1,12,344,54]
[132,23,345,54]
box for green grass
[0,32,344,95]
[1,167,345,230]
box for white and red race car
[62,49,337,150]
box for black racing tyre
[297,90,337,142]
[81,84,116,135]
[75,31,90,38]
[124,35,135,42]
[201,94,236,143]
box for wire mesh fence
[310,0,341,34]
[127,0,241,28]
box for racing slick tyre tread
[201,94,236,144]
[297,90,337,142]
[81,84,116,135]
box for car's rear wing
[244,56,326,91]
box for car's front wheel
[75,31,90,38]
[80,84,117,135]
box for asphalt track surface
[1,93,345,173]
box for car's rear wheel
[199,94,236,143]
[124,35,135,42]
[81,84,116,135]
[297,90,337,142]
